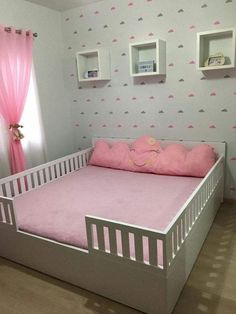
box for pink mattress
[15,166,201,251]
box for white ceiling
[25,0,103,11]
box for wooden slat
[166,233,173,265]
[12,179,19,196]
[69,158,75,172]
[5,183,11,197]
[60,162,65,176]
[39,170,44,185]
[148,237,157,266]
[0,203,4,222]
[85,219,93,250]
[74,156,79,170]
[26,174,33,191]
[134,234,143,262]
[0,185,3,196]
[3,202,10,224]
[82,154,86,167]
[65,160,70,173]
[178,223,182,247]
[33,172,38,188]
[108,228,117,255]
[55,164,60,177]
[182,215,186,241]
[50,165,56,180]
[19,177,26,193]
[96,225,105,251]
[45,168,50,183]
[8,201,16,227]
[78,155,83,168]
[86,152,90,163]
[173,228,178,255]
[121,230,130,258]
[192,201,196,223]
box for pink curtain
[0,26,33,174]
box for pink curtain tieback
[9,124,24,141]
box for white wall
[61,0,236,199]
[0,0,74,161]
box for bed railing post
[0,185,3,197]
[86,217,94,250]
[219,158,224,203]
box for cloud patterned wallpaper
[62,0,236,199]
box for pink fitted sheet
[14,166,201,251]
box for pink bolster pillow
[89,137,216,177]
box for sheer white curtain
[0,66,46,178]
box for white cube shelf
[129,39,166,77]
[197,28,236,70]
[76,49,110,81]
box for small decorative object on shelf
[83,69,99,79]
[88,69,98,78]
[204,53,225,67]
[197,28,235,71]
[76,49,110,81]
[136,60,156,73]
[129,39,166,76]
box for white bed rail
[0,197,16,229]
[86,216,166,270]
[164,156,224,268]
[0,148,92,198]
[85,155,224,272]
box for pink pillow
[89,140,130,170]
[89,138,216,177]
[152,144,216,177]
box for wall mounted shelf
[76,49,110,81]
[129,39,166,77]
[197,28,236,71]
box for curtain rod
[4,27,38,38]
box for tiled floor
[0,202,235,314]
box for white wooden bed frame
[0,138,225,314]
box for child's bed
[0,137,225,314]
